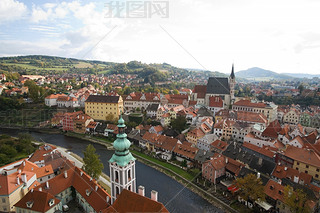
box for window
[317,169,319,172]
[2,198,5,203]
[297,162,300,165]
[305,171,308,174]
[316,174,319,178]
[306,165,309,168]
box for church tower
[109,115,136,204]
[229,64,236,102]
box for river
[0,128,222,213]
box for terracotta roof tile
[264,180,285,202]
[102,189,169,213]
[284,145,320,168]
[14,190,60,212]
[243,142,275,158]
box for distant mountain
[236,67,293,81]
[282,73,320,79]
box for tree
[105,114,116,123]
[82,144,104,179]
[235,173,265,202]
[298,84,305,94]
[170,116,187,133]
[284,185,310,213]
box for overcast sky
[1,0,320,74]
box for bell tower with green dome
[109,115,136,204]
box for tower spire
[230,63,235,79]
[109,115,136,204]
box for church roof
[206,77,230,95]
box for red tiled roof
[193,85,207,98]
[284,145,320,168]
[14,190,60,212]
[187,128,205,138]
[262,120,282,138]
[234,100,267,108]
[102,189,169,213]
[210,140,228,152]
[86,121,98,129]
[204,153,226,170]
[35,167,111,212]
[243,142,275,158]
[225,158,244,176]
[45,94,67,99]
[0,171,36,196]
[173,142,198,160]
[236,111,268,124]
[264,180,285,202]
[209,96,223,108]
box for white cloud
[2,0,320,74]
[0,0,27,23]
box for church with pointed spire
[191,64,236,109]
[109,115,136,204]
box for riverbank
[131,152,238,213]
[63,132,238,213]
[1,128,236,213]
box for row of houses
[278,105,320,128]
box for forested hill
[0,55,229,84]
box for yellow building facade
[293,160,320,181]
[85,95,123,121]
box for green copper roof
[109,115,135,167]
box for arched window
[115,171,119,182]
[116,186,120,197]
[128,169,131,180]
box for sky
[1,0,320,74]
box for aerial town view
[1,0,320,213]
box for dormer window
[26,200,34,208]
[48,199,55,207]
[86,189,92,196]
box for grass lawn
[130,150,197,181]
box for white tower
[109,115,136,204]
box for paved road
[56,147,111,188]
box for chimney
[106,196,110,203]
[80,171,83,176]
[39,187,42,191]
[23,161,26,166]
[90,177,92,181]
[16,177,20,185]
[21,173,27,183]
[31,188,33,192]
[258,157,263,165]
[257,172,261,179]
[284,167,288,171]
[95,185,98,191]
[151,190,158,202]
[64,171,68,178]
[18,169,21,174]
[138,186,145,196]
[46,181,49,189]
[225,157,228,164]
